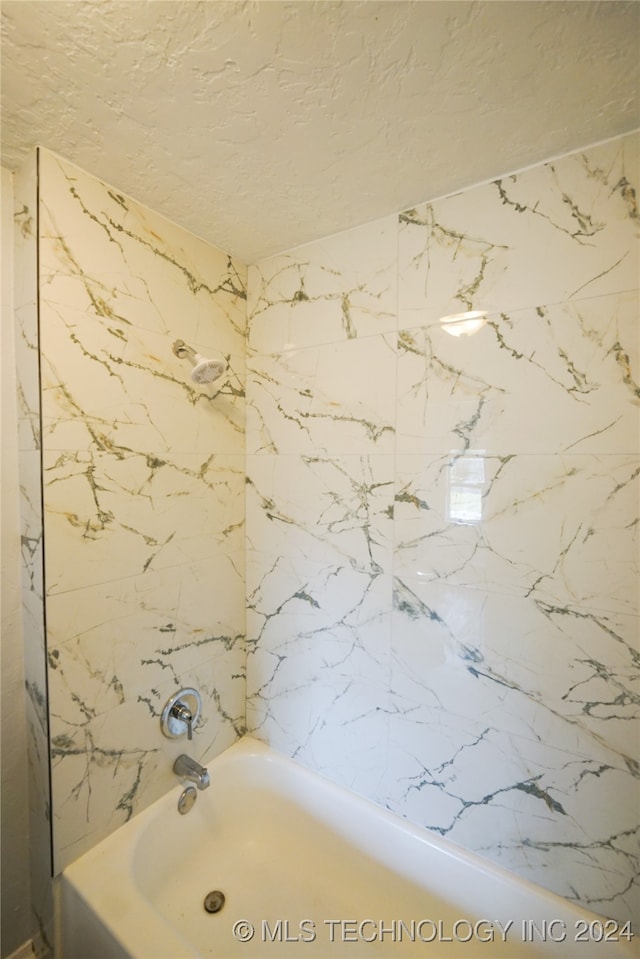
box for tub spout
[173,754,210,790]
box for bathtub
[59,737,635,959]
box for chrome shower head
[173,339,227,385]
[191,356,227,384]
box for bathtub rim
[60,734,637,959]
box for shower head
[191,356,227,384]
[173,339,227,386]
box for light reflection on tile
[397,291,639,456]
[395,451,638,616]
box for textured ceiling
[1,1,639,263]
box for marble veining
[33,149,247,872]
[247,217,398,354]
[394,451,638,615]
[398,133,638,323]
[397,291,638,456]
[15,132,638,925]
[247,333,397,455]
[246,131,639,926]
[13,152,54,958]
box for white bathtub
[60,737,635,959]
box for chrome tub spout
[173,754,210,790]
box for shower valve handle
[170,702,193,740]
[160,688,202,740]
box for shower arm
[172,339,197,361]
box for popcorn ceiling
[1,0,638,263]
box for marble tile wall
[23,150,247,873]
[13,150,54,958]
[246,132,639,925]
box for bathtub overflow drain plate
[204,890,226,914]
